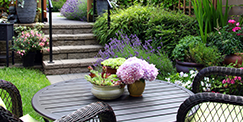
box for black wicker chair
[0,79,116,122]
[177,66,243,122]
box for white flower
[179,72,184,77]
[165,78,170,81]
[190,74,196,79]
[189,70,195,74]
[204,77,209,82]
[183,74,189,77]
[201,81,205,86]
[175,80,182,85]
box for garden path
[45,12,90,84]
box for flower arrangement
[116,57,158,84]
[85,66,123,86]
[12,29,49,56]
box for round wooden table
[32,78,194,122]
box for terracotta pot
[102,66,117,74]
[175,60,204,73]
[127,80,145,97]
[223,53,243,67]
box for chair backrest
[192,66,243,96]
[177,92,243,122]
[177,66,243,122]
[0,80,23,117]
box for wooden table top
[32,78,194,122]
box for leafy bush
[94,31,176,80]
[93,4,198,58]
[172,35,202,62]
[60,0,87,21]
[47,0,66,12]
[188,41,223,67]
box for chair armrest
[54,101,116,122]
[0,80,23,117]
[0,106,23,122]
[177,92,243,122]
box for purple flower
[116,57,158,84]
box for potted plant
[101,57,126,74]
[172,35,223,73]
[208,19,243,67]
[85,66,125,100]
[116,57,158,97]
[11,28,49,67]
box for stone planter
[16,0,37,23]
[96,0,108,16]
[175,60,204,73]
[91,84,125,100]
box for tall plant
[192,0,230,43]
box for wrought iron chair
[0,79,116,122]
[177,66,243,122]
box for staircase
[41,23,103,75]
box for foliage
[0,0,11,13]
[116,0,178,9]
[208,19,243,55]
[93,4,198,57]
[188,42,224,67]
[101,57,126,69]
[192,0,230,43]
[172,35,202,62]
[116,57,158,84]
[12,28,49,56]
[60,0,87,21]
[94,31,175,80]
[165,70,198,90]
[47,0,66,12]
[0,67,51,121]
[85,66,123,86]
[14,22,44,35]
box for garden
[0,0,243,121]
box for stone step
[46,33,98,46]
[43,58,99,75]
[43,45,103,60]
[42,23,94,34]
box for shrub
[94,31,176,80]
[47,0,66,12]
[60,0,87,21]
[93,4,198,58]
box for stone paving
[46,72,88,84]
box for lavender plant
[94,31,175,80]
[60,0,87,21]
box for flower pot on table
[91,84,125,100]
[127,80,145,97]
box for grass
[0,67,51,121]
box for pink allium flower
[116,57,158,84]
[228,19,236,24]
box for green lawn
[0,67,51,121]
